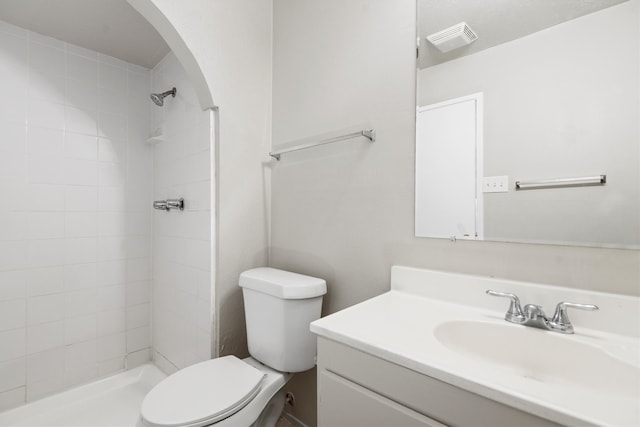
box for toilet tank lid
[239,268,327,299]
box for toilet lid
[141,356,265,427]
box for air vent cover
[427,22,478,53]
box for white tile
[26,212,65,239]
[65,52,97,83]
[97,285,125,311]
[65,185,97,211]
[27,155,63,185]
[65,132,97,160]
[61,158,96,187]
[0,122,26,155]
[64,289,97,318]
[96,308,125,335]
[26,239,65,267]
[96,332,125,361]
[126,212,152,236]
[65,106,97,136]
[0,89,27,125]
[126,326,150,353]
[0,299,26,331]
[0,212,26,241]
[98,212,126,236]
[63,263,97,291]
[126,281,150,306]
[64,314,96,345]
[126,303,149,330]
[0,152,27,182]
[26,347,64,384]
[64,363,97,388]
[0,270,26,301]
[98,61,127,89]
[126,236,151,258]
[65,77,97,111]
[28,73,65,104]
[126,348,150,369]
[27,293,64,325]
[0,328,26,362]
[97,260,126,286]
[25,372,64,402]
[26,321,63,354]
[28,40,65,77]
[98,236,126,261]
[64,237,97,264]
[27,98,65,130]
[26,266,64,296]
[26,184,65,211]
[0,387,25,412]
[0,357,26,392]
[65,339,96,369]
[65,212,97,237]
[98,138,126,163]
[0,241,27,271]
[98,186,126,212]
[97,356,124,376]
[126,258,151,282]
[98,85,126,114]
[98,162,125,187]
[27,126,63,157]
[98,112,127,141]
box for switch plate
[483,176,509,193]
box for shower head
[150,87,176,106]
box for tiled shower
[0,18,212,411]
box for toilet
[140,267,327,427]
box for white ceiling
[0,0,170,69]
[418,0,628,68]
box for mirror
[415,0,639,249]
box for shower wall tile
[151,52,212,372]
[0,20,153,408]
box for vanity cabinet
[317,337,561,427]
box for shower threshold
[0,364,166,426]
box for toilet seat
[141,356,266,427]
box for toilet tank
[239,268,326,373]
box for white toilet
[140,267,326,427]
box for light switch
[483,176,509,193]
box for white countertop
[311,266,640,427]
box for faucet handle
[486,290,525,323]
[550,302,599,334]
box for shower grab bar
[515,174,606,190]
[269,129,376,160]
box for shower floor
[0,364,166,426]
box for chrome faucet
[486,290,598,334]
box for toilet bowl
[141,356,292,427]
[140,268,326,427]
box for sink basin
[434,320,640,395]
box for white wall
[140,0,273,359]
[150,52,212,373]
[0,20,153,410]
[418,1,640,247]
[271,0,639,425]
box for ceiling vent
[426,22,478,53]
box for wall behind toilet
[150,52,213,374]
[0,20,154,410]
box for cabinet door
[319,371,447,427]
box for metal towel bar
[515,175,606,190]
[269,129,375,160]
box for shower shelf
[146,127,165,144]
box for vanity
[310,266,640,426]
